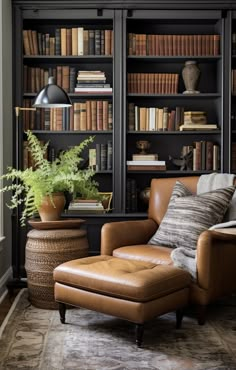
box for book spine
[107,140,113,170]
[86,101,92,131]
[23,30,31,55]
[55,28,61,55]
[72,28,78,55]
[97,100,103,130]
[96,143,101,170]
[61,28,67,56]
[78,27,84,55]
[108,103,113,130]
[88,30,95,55]
[91,100,97,130]
[100,143,107,170]
[66,28,72,55]
[80,102,87,131]
[102,100,108,130]
[95,29,101,55]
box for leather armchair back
[148,176,199,225]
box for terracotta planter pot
[38,193,66,222]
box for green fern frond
[0,131,100,225]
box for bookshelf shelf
[127,130,221,135]
[127,170,215,174]
[127,93,221,98]
[24,55,113,61]
[24,93,113,98]
[127,56,221,62]
[32,130,113,134]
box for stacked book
[179,111,218,131]
[127,154,166,170]
[74,70,112,93]
[68,199,105,213]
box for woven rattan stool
[25,227,88,309]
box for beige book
[139,107,147,131]
[60,28,67,56]
[72,28,78,55]
[157,108,163,131]
[179,124,217,131]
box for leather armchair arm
[197,229,236,296]
[101,218,158,255]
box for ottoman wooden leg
[135,324,144,347]
[59,302,66,324]
[176,308,184,329]
[196,304,206,325]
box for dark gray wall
[0,0,13,296]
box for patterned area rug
[0,289,236,370]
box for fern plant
[0,130,100,225]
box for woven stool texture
[25,228,89,309]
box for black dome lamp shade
[33,76,72,108]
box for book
[184,111,207,125]
[127,165,166,171]
[126,160,166,166]
[69,202,103,208]
[132,154,158,161]
[179,124,218,131]
[68,201,105,212]
[74,87,112,92]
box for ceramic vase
[140,187,150,204]
[182,60,201,94]
[38,193,65,222]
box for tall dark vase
[182,60,201,94]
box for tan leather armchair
[101,176,236,324]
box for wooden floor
[0,289,20,326]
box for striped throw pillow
[148,181,235,250]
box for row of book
[23,28,113,56]
[128,105,217,132]
[72,101,113,131]
[191,141,219,171]
[127,73,179,94]
[128,104,183,131]
[23,99,113,131]
[24,66,112,95]
[128,33,220,56]
[89,142,113,171]
[24,65,76,94]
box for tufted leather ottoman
[54,256,191,346]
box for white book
[69,201,103,207]
[78,27,84,55]
[69,204,104,210]
[149,107,156,131]
[74,87,112,92]
[126,160,166,166]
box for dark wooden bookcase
[11,0,236,279]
